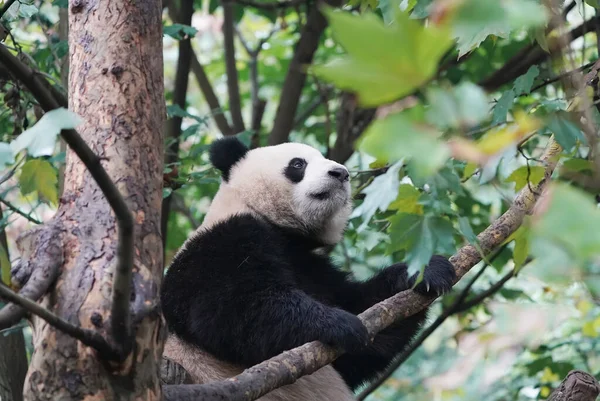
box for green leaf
[513,65,540,95]
[458,216,478,244]
[546,115,587,150]
[163,23,198,40]
[513,229,529,271]
[388,184,423,215]
[561,158,594,173]
[585,0,600,8]
[491,90,515,125]
[359,107,449,179]
[388,213,455,276]
[0,143,15,167]
[311,7,453,107]
[531,183,600,268]
[11,108,82,158]
[52,0,68,8]
[452,0,546,57]
[0,243,10,285]
[19,159,58,206]
[18,3,37,17]
[351,162,403,231]
[426,82,489,129]
[505,165,545,191]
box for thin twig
[0,44,134,359]
[0,198,41,225]
[0,283,120,359]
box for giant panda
[160,137,456,400]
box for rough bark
[0,328,27,401]
[163,140,562,401]
[547,370,600,401]
[22,0,166,399]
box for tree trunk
[0,208,27,401]
[547,370,600,401]
[22,0,166,399]
[0,328,27,401]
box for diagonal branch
[190,49,234,136]
[0,44,134,358]
[223,0,245,133]
[479,16,600,91]
[163,138,562,401]
[268,0,342,145]
[0,282,120,359]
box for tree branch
[162,0,195,250]
[162,138,562,401]
[357,258,513,401]
[268,0,342,145]
[479,16,600,91]
[0,281,121,360]
[223,0,245,133]
[0,223,62,328]
[0,44,134,358]
[547,370,600,401]
[189,49,234,136]
[0,197,42,225]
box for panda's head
[203,137,352,245]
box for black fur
[160,214,456,391]
[209,137,249,181]
[283,158,307,183]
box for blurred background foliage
[2,0,600,399]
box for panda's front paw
[410,255,456,295]
[322,308,370,353]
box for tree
[2,0,600,400]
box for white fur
[165,142,355,400]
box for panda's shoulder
[174,214,283,264]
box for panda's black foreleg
[331,255,456,390]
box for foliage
[3,0,600,399]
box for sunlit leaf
[19,159,58,206]
[312,7,453,107]
[0,244,10,285]
[505,165,545,191]
[351,161,403,231]
[388,184,423,214]
[11,108,82,158]
[513,228,529,271]
[359,107,449,178]
[451,112,541,165]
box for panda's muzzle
[327,167,349,183]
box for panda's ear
[209,137,249,181]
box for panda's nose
[328,167,349,183]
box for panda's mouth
[310,191,330,200]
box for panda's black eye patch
[284,158,307,183]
